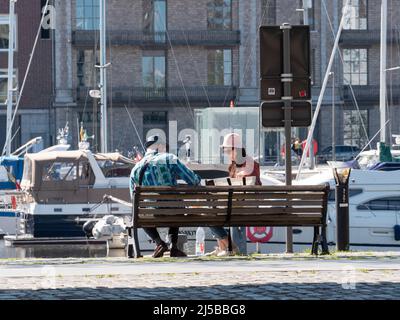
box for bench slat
[138,194,231,200]
[138,200,229,208]
[137,207,323,215]
[232,193,325,200]
[138,192,325,201]
[138,200,323,208]
[231,200,323,207]
[138,208,228,215]
[137,185,329,193]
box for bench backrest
[133,185,330,228]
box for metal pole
[331,72,336,161]
[99,0,108,153]
[302,0,315,169]
[5,0,16,156]
[380,0,388,144]
[297,0,351,181]
[281,23,293,253]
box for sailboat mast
[5,0,16,156]
[297,0,351,181]
[379,0,388,144]
[99,0,108,153]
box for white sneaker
[216,250,229,257]
[217,249,240,257]
[205,247,221,256]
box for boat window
[97,160,133,178]
[357,197,400,211]
[42,162,78,182]
[78,161,95,186]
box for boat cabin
[20,150,135,204]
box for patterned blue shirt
[129,150,201,197]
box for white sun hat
[221,133,244,149]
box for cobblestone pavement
[1,253,400,300]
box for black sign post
[260,24,312,253]
[281,24,294,253]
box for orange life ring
[246,226,273,243]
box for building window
[143,111,168,126]
[41,0,51,39]
[142,55,166,88]
[358,197,400,211]
[343,48,368,85]
[143,0,166,42]
[207,0,232,30]
[0,14,17,51]
[343,109,368,148]
[76,0,99,30]
[299,0,315,30]
[77,50,99,88]
[344,0,367,30]
[0,69,17,105]
[208,49,232,86]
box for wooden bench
[127,184,330,258]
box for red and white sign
[246,226,273,243]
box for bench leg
[321,225,330,255]
[126,227,142,259]
[228,227,233,253]
[126,227,134,258]
[132,226,142,259]
[311,227,319,256]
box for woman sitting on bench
[206,133,262,257]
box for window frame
[207,48,233,86]
[75,0,100,31]
[207,0,233,31]
[141,54,166,89]
[0,69,18,106]
[0,14,17,52]
[299,0,315,31]
[357,197,400,211]
[343,0,368,31]
[343,48,368,86]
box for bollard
[333,168,351,251]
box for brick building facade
[260,0,400,162]
[2,0,400,162]
[54,0,240,153]
[0,0,53,152]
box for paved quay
[1,252,400,300]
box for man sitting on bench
[130,135,201,258]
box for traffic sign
[261,100,312,127]
[260,25,311,101]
